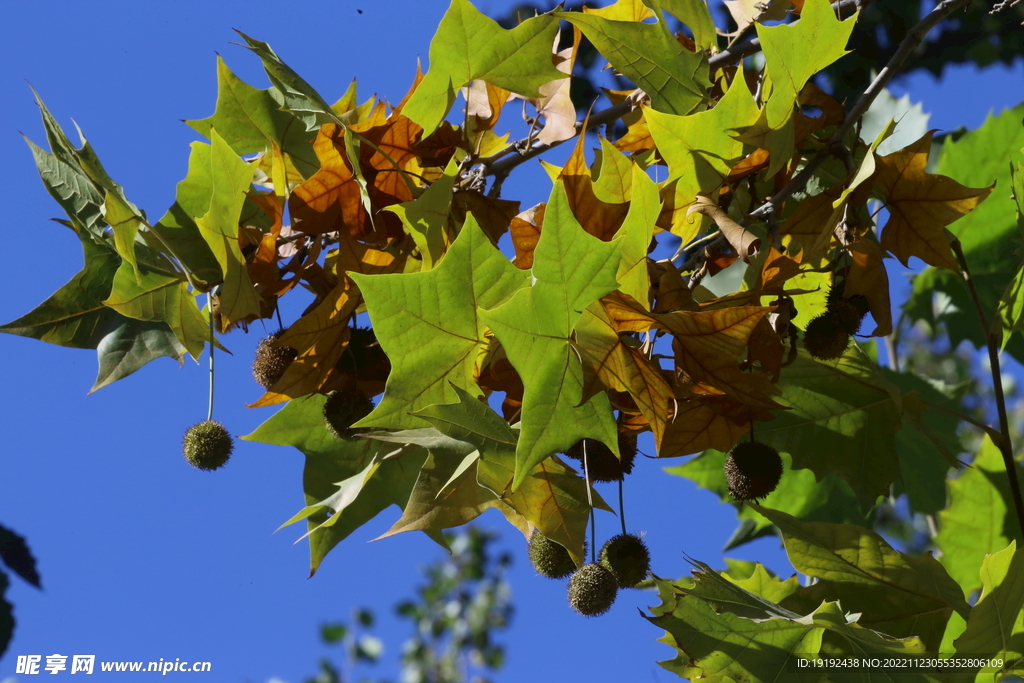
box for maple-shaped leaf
[0,222,187,390]
[350,215,528,430]
[936,435,1024,596]
[658,397,751,457]
[655,304,779,409]
[242,395,429,576]
[953,541,1024,676]
[479,180,622,489]
[403,0,562,137]
[752,505,971,621]
[190,130,263,331]
[561,5,709,117]
[103,259,210,361]
[186,56,319,179]
[756,347,905,511]
[876,131,993,271]
[411,385,609,565]
[645,78,759,240]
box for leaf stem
[948,233,1024,538]
[207,292,215,423]
[583,441,596,563]
[618,479,626,536]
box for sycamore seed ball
[252,329,298,389]
[600,533,651,588]
[323,390,374,438]
[568,563,618,617]
[528,530,577,579]
[802,311,850,361]
[182,420,233,471]
[830,295,871,336]
[563,432,638,482]
[725,441,783,501]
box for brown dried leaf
[875,131,992,271]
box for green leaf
[102,190,145,285]
[186,55,319,178]
[648,575,824,682]
[561,7,709,116]
[751,505,971,622]
[755,347,905,512]
[151,143,232,289]
[92,318,186,392]
[242,396,426,575]
[22,134,107,243]
[756,0,856,132]
[881,369,962,516]
[411,385,608,565]
[995,161,1024,348]
[350,214,528,431]
[193,129,262,330]
[749,0,856,176]
[936,435,1024,596]
[0,223,121,348]
[103,262,209,360]
[615,163,661,305]
[954,541,1024,677]
[681,558,804,621]
[667,449,869,549]
[645,78,759,240]
[403,0,562,136]
[385,163,456,271]
[377,449,519,540]
[653,0,717,53]
[233,30,337,131]
[479,180,622,489]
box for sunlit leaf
[403,0,562,136]
[479,180,622,489]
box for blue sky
[1,2,1023,682]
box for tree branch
[949,232,1024,540]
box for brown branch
[949,232,1024,540]
[749,0,974,222]
[481,0,876,192]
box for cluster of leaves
[306,527,511,683]
[6,0,1024,678]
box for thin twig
[949,233,1024,539]
[749,0,974,222]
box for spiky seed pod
[830,295,871,336]
[725,441,784,501]
[323,390,374,438]
[568,563,619,617]
[528,530,578,579]
[802,311,850,361]
[563,432,638,482]
[252,329,298,389]
[599,533,651,588]
[182,420,233,471]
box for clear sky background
[1,2,1022,682]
